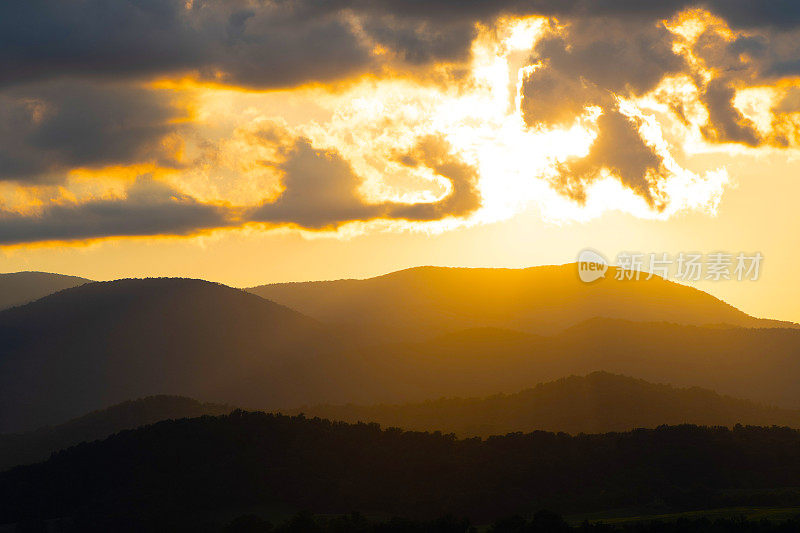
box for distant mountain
[4,276,800,433]
[0,271,91,310]
[0,278,344,432]
[0,395,231,471]
[341,320,800,410]
[296,372,800,437]
[247,265,795,341]
[4,412,800,526]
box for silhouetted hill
[247,265,795,342]
[0,395,232,472]
[5,278,800,434]
[296,372,800,437]
[4,412,800,526]
[0,271,91,310]
[0,278,343,432]
[342,319,800,410]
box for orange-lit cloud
[3,1,800,246]
[0,176,233,245]
[247,131,480,229]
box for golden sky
[1,2,800,322]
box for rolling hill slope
[340,320,800,410]
[0,278,342,432]
[296,372,800,437]
[0,271,91,310]
[0,395,231,471]
[4,275,800,434]
[248,265,795,341]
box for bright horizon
[2,4,800,323]
[7,2,800,528]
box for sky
[1,1,800,322]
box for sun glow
[0,13,737,241]
[160,15,600,230]
[287,16,605,228]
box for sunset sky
[1,1,799,322]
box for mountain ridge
[0,395,232,471]
[294,371,800,437]
[357,318,800,409]
[0,271,92,311]
[3,272,800,433]
[0,278,340,432]
[247,264,796,342]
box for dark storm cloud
[2,0,799,91]
[0,0,371,89]
[369,0,800,155]
[362,0,800,28]
[0,0,715,91]
[388,135,481,221]
[699,79,761,146]
[250,138,384,229]
[687,25,800,147]
[249,134,480,229]
[703,0,800,30]
[0,176,232,245]
[690,22,800,82]
[554,107,667,207]
[360,14,477,65]
[200,4,373,89]
[356,0,692,24]
[774,87,800,114]
[746,26,800,81]
[690,28,758,146]
[2,0,800,246]
[521,64,600,129]
[540,19,685,95]
[0,81,182,183]
[361,0,800,156]
[520,17,683,201]
[513,2,800,201]
[522,16,685,127]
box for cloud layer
[250,133,481,229]
[0,81,183,183]
[0,176,231,245]
[1,0,800,245]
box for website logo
[577,249,609,283]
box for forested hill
[0,395,231,471]
[296,372,800,436]
[0,278,336,432]
[4,412,800,526]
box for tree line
[4,412,800,525]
